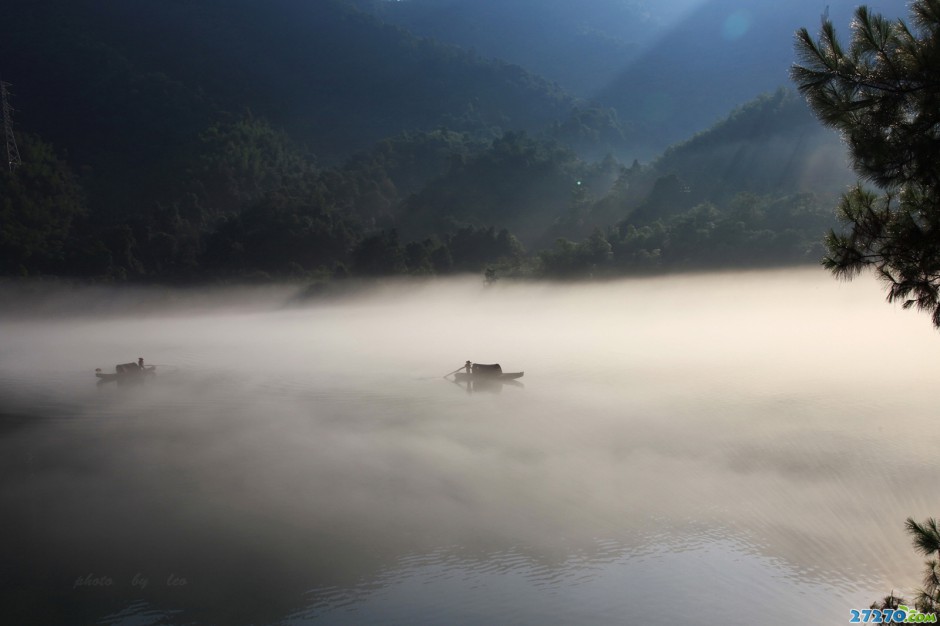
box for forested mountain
[360,0,908,159]
[632,90,854,220]
[594,0,908,155]
[536,90,851,276]
[0,0,863,283]
[352,0,690,96]
[0,0,581,278]
[0,0,574,169]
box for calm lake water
[1,268,938,625]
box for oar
[443,365,467,378]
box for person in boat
[138,357,145,370]
[465,360,472,374]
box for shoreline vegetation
[0,118,840,285]
[0,264,830,321]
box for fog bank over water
[1,269,938,625]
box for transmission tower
[1,80,22,173]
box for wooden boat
[95,364,156,384]
[454,371,524,382]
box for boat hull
[454,371,523,382]
[96,367,156,384]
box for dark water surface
[1,270,937,625]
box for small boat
[95,361,156,384]
[453,371,524,382]
[450,363,523,382]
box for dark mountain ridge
[0,0,864,281]
[592,0,907,156]
[362,0,909,159]
[0,0,575,169]
[354,0,672,96]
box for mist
[2,268,938,624]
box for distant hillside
[394,132,622,247]
[537,89,848,234]
[0,0,575,170]
[635,89,854,218]
[360,0,907,159]
[526,89,849,275]
[353,0,680,96]
[594,0,908,157]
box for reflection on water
[1,269,938,625]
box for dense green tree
[352,229,407,276]
[404,240,435,275]
[792,0,940,326]
[905,517,940,613]
[202,197,358,277]
[185,115,321,222]
[603,192,829,272]
[445,225,524,272]
[795,7,940,616]
[0,134,86,275]
[398,132,592,245]
[610,222,666,270]
[325,129,489,226]
[539,229,612,278]
[869,519,940,617]
[547,106,631,158]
